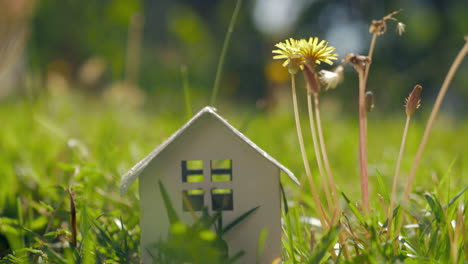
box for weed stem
[387,114,411,237]
[396,38,468,238]
[357,33,378,214]
[357,69,370,214]
[312,93,340,219]
[364,34,377,86]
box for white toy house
[120,106,299,264]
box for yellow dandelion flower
[298,37,338,66]
[272,38,304,75]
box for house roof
[120,106,300,194]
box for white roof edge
[120,106,300,194]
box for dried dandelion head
[344,53,370,73]
[297,37,338,67]
[369,9,403,36]
[272,38,304,75]
[405,84,423,116]
[319,65,344,90]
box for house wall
[139,113,282,264]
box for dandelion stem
[357,69,370,214]
[291,74,328,228]
[306,93,333,214]
[387,114,411,237]
[312,93,340,219]
[210,0,243,106]
[396,38,468,238]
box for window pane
[212,174,231,182]
[187,160,203,170]
[182,160,204,182]
[211,160,232,182]
[187,174,204,183]
[211,159,231,169]
[211,189,233,211]
[182,189,204,211]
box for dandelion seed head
[319,65,343,90]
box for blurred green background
[0,0,467,113]
[0,1,467,261]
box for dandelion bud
[365,91,374,112]
[396,22,406,36]
[319,65,344,90]
[302,64,321,94]
[405,84,422,116]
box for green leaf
[158,180,180,224]
[256,228,268,263]
[424,193,444,223]
[39,200,55,212]
[382,205,400,229]
[375,169,390,204]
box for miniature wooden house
[120,106,299,264]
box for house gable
[120,106,299,194]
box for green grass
[0,93,467,263]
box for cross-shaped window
[181,159,233,211]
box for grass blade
[375,169,390,204]
[180,65,192,119]
[447,185,468,207]
[424,193,444,223]
[222,206,259,234]
[308,226,341,264]
[158,180,180,224]
[210,0,243,105]
[280,183,289,214]
[227,250,245,264]
[341,192,366,225]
